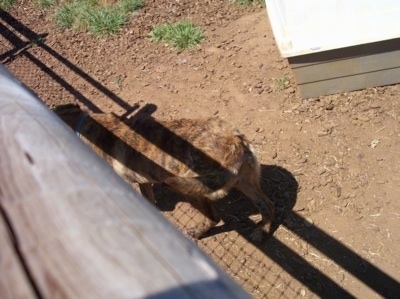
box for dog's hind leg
[163,176,223,238]
[235,177,274,234]
[186,196,221,239]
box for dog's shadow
[154,165,298,240]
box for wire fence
[153,171,301,299]
[165,207,298,298]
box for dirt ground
[2,1,400,298]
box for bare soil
[2,1,400,298]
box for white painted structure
[266,0,400,57]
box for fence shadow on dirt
[1,9,399,299]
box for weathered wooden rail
[0,63,251,299]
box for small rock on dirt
[304,217,314,227]
[325,103,334,110]
[336,186,342,197]
[300,289,306,297]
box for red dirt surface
[2,1,400,298]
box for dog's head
[53,103,83,114]
[53,103,87,129]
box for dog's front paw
[187,227,202,239]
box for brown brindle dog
[54,104,275,239]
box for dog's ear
[53,103,81,113]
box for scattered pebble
[370,102,381,109]
[255,127,264,133]
[293,169,304,176]
[357,115,370,122]
[325,103,334,110]
[370,139,380,148]
[336,186,342,198]
[292,103,301,110]
[300,289,306,297]
[298,158,308,164]
[317,127,333,136]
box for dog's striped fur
[54,104,274,239]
